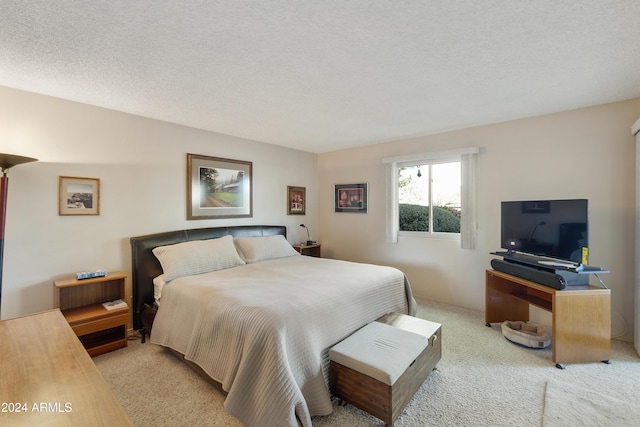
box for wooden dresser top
[0,309,132,426]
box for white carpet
[542,379,640,427]
[94,299,640,426]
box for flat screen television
[501,199,588,264]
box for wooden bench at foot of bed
[329,313,442,426]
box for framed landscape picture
[334,183,368,213]
[59,176,100,216]
[187,153,253,219]
[287,186,306,215]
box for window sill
[398,231,460,240]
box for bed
[130,225,416,427]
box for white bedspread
[150,255,416,427]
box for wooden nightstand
[53,271,129,357]
[293,243,321,257]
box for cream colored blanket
[151,255,416,427]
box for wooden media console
[485,269,610,368]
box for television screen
[501,199,588,263]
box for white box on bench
[329,313,442,426]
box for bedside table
[293,243,321,257]
[53,271,129,357]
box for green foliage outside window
[399,204,460,233]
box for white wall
[633,117,640,354]
[3,85,638,343]
[319,98,640,342]
[0,86,318,320]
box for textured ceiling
[1,1,639,153]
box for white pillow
[152,235,245,281]
[152,274,167,303]
[234,235,300,263]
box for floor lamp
[0,154,37,319]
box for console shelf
[509,291,552,312]
[486,269,610,367]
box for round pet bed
[501,320,551,349]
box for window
[384,147,478,249]
[398,160,461,234]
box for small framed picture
[59,176,100,216]
[287,186,306,215]
[335,183,368,213]
[187,153,253,219]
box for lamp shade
[0,154,38,171]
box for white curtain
[386,161,399,243]
[460,152,477,249]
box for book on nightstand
[102,299,128,310]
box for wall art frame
[58,176,100,216]
[287,186,306,215]
[334,183,368,213]
[187,153,253,220]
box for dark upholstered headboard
[130,225,287,330]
